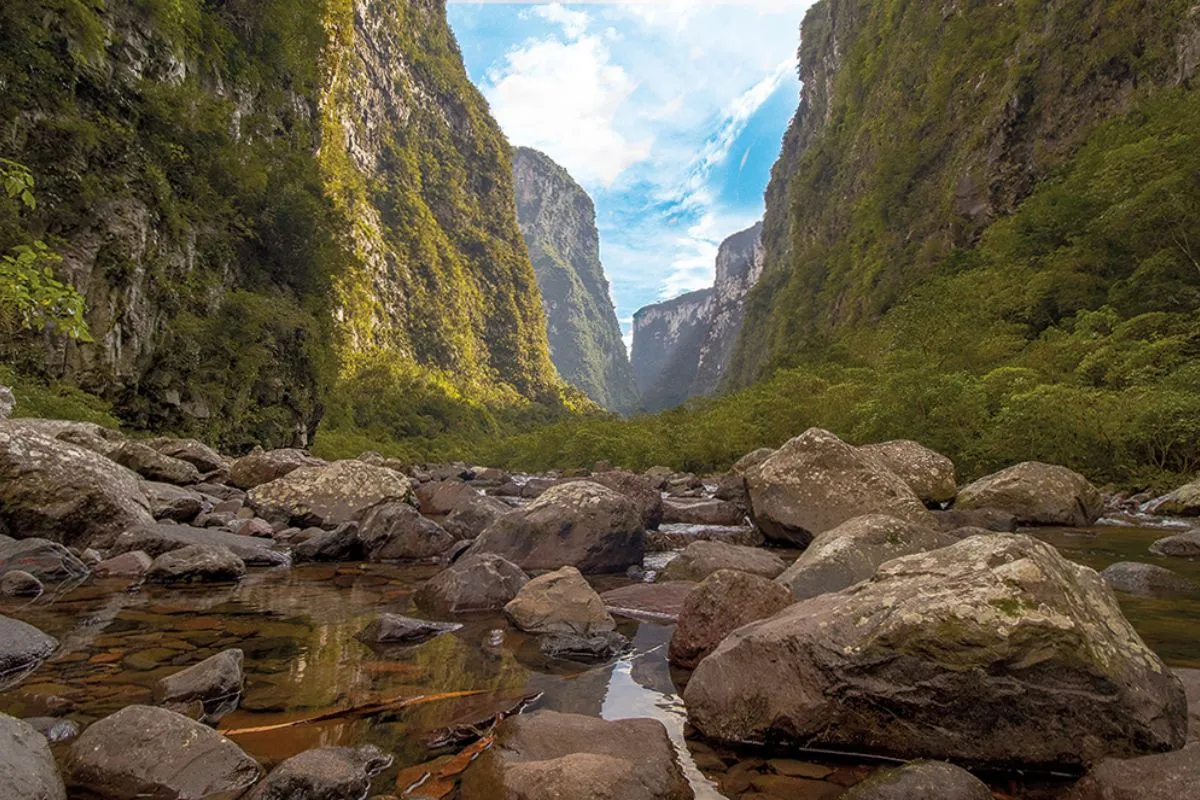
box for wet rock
[460,710,693,800]
[23,716,80,744]
[1149,529,1200,558]
[662,540,786,582]
[357,614,461,645]
[65,705,261,800]
[775,514,957,600]
[94,551,152,578]
[146,544,246,583]
[662,497,746,526]
[504,566,615,635]
[0,615,57,690]
[156,649,243,709]
[248,459,413,527]
[1146,479,1200,517]
[646,524,764,551]
[600,581,697,622]
[538,631,630,662]
[110,522,289,566]
[956,461,1103,527]
[684,534,1187,767]
[1101,562,1194,594]
[142,482,205,523]
[145,438,226,474]
[357,501,453,560]
[840,760,991,799]
[566,470,665,530]
[442,492,511,540]
[0,537,89,581]
[244,744,392,800]
[0,424,153,549]
[745,428,934,547]
[1067,741,1200,799]
[858,440,958,506]
[415,553,528,615]
[466,481,644,574]
[931,507,1018,533]
[293,522,360,563]
[669,569,793,669]
[1,570,43,597]
[229,447,324,489]
[110,441,201,486]
[0,712,66,800]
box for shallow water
[1,524,1197,798]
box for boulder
[110,441,201,486]
[146,544,246,583]
[647,524,763,551]
[0,712,66,800]
[415,479,479,516]
[745,428,934,547]
[1101,562,1194,594]
[774,514,958,600]
[858,440,957,506]
[732,447,775,476]
[0,385,13,419]
[93,551,153,578]
[931,507,1018,533]
[156,649,243,707]
[669,569,792,669]
[357,614,461,645]
[0,424,153,549]
[228,447,323,489]
[840,761,991,799]
[600,581,697,622]
[247,459,412,527]
[460,710,693,800]
[145,438,226,474]
[442,492,511,540]
[244,745,392,800]
[1175,668,1200,742]
[142,482,205,523]
[0,615,57,690]
[292,522,360,562]
[662,498,746,526]
[357,501,454,561]
[24,716,80,744]
[1149,529,1200,558]
[466,481,644,574]
[1146,479,1200,517]
[1067,741,1200,799]
[566,470,664,530]
[663,540,786,582]
[110,522,289,566]
[0,537,89,581]
[956,461,1103,527]
[504,566,615,635]
[1,570,43,597]
[538,632,629,662]
[65,705,261,800]
[231,518,274,538]
[415,554,528,615]
[683,534,1187,767]
[7,418,124,456]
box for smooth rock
[146,544,246,583]
[228,447,323,489]
[504,566,615,635]
[244,745,392,800]
[357,613,461,645]
[931,507,1018,533]
[600,581,697,622]
[293,522,361,563]
[839,760,991,799]
[0,537,88,581]
[142,482,205,523]
[662,540,786,582]
[466,481,644,574]
[745,428,934,547]
[774,514,957,600]
[65,705,261,799]
[956,461,1103,527]
[248,459,412,527]
[357,501,453,561]
[415,554,529,615]
[566,470,665,530]
[145,438,226,473]
[0,615,57,690]
[1149,529,1200,558]
[538,631,629,662]
[662,498,746,527]
[110,442,201,486]
[684,534,1186,767]
[669,569,793,669]
[1102,562,1194,594]
[0,712,66,800]
[1066,741,1200,799]
[110,522,289,566]
[1146,480,1200,517]
[1175,668,1200,742]
[93,551,153,578]
[731,448,775,476]
[859,440,958,506]
[1,570,43,597]
[156,649,243,708]
[442,492,511,540]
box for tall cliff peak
[512,146,640,414]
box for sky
[446,1,816,350]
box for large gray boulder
[683,534,1187,767]
[6,418,124,456]
[1149,529,1200,558]
[504,566,615,635]
[292,523,360,563]
[460,710,693,800]
[1067,741,1200,799]
[774,514,957,600]
[745,428,934,547]
[568,470,664,530]
[0,615,58,690]
[146,544,246,583]
[109,441,201,486]
[956,461,1103,527]
[1147,479,1200,517]
[466,481,644,574]
[244,745,391,800]
[415,554,528,615]
[65,705,261,799]
[142,482,206,523]
[662,498,745,526]
[0,712,66,800]
[247,459,413,527]
[0,423,153,548]
[858,439,957,506]
[662,540,786,582]
[356,501,453,561]
[110,522,289,566]
[145,437,226,474]
[442,492,511,540]
[0,537,89,581]
[840,761,991,800]
[156,649,244,707]
[669,569,792,670]
[1101,562,1194,594]
[228,447,323,489]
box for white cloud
[529,3,590,39]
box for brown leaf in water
[219,689,486,736]
[437,735,493,778]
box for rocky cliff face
[630,222,763,411]
[511,148,639,414]
[0,0,559,449]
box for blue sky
[446,1,816,349]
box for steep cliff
[511,148,639,414]
[693,221,765,396]
[729,0,1200,386]
[0,0,560,450]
